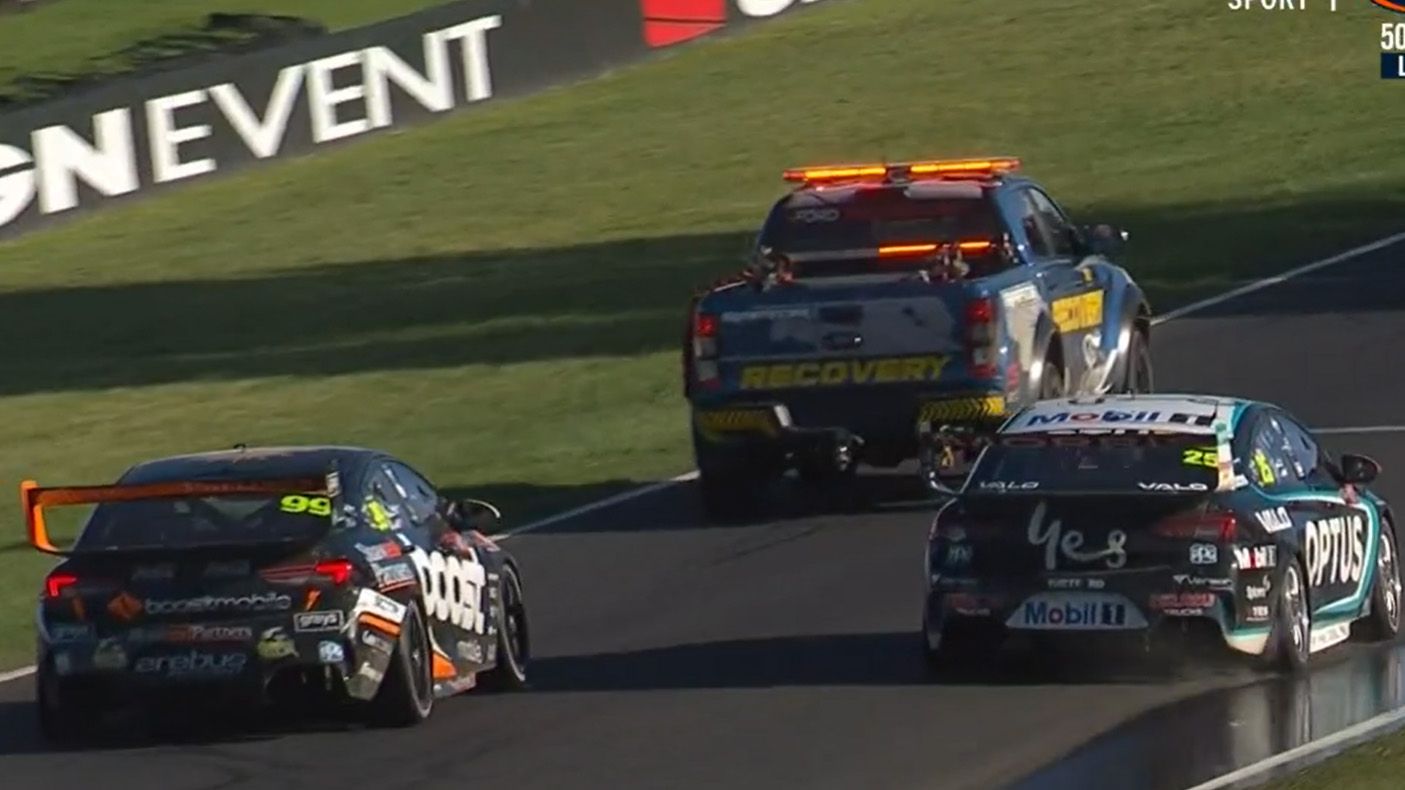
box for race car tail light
[1154,509,1238,542]
[44,571,79,599]
[965,296,997,378]
[691,311,720,388]
[782,158,1021,185]
[314,559,354,586]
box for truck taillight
[965,296,997,378]
[692,311,720,387]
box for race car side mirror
[452,498,502,533]
[1338,453,1381,485]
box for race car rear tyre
[1121,328,1153,394]
[1356,519,1402,642]
[1261,557,1312,673]
[368,603,435,726]
[922,600,1000,675]
[480,563,530,691]
[36,658,88,744]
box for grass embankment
[0,0,1401,667]
[1265,725,1405,789]
[0,0,442,105]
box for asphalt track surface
[2,248,1403,789]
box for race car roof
[118,445,382,485]
[1001,394,1246,436]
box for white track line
[2,233,1402,688]
[0,666,35,683]
[489,471,699,539]
[1183,705,1405,790]
[1150,230,1405,325]
[1314,425,1405,435]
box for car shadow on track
[0,697,384,756]
[486,470,945,537]
[525,631,1252,694]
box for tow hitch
[917,423,993,494]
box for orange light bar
[20,477,329,555]
[876,240,997,258]
[782,164,887,183]
[908,158,1021,176]
[878,243,941,257]
[783,157,1021,184]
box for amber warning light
[783,157,1021,185]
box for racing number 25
[1182,447,1217,468]
[280,494,332,517]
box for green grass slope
[0,0,1402,667]
[0,0,442,104]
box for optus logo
[639,0,827,49]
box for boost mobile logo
[145,591,292,614]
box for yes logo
[409,548,486,633]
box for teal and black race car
[24,445,531,742]
[681,157,1153,519]
[923,394,1402,673]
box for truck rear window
[766,195,1002,253]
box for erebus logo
[0,15,502,231]
[134,650,248,677]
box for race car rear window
[965,434,1221,494]
[73,493,334,552]
[765,193,1002,254]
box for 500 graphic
[639,0,828,48]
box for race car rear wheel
[1262,557,1311,672]
[36,657,88,744]
[1356,519,1402,642]
[922,598,1001,675]
[368,602,435,726]
[481,563,530,691]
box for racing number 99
[280,494,332,516]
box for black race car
[23,445,530,741]
[922,394,1402,672]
